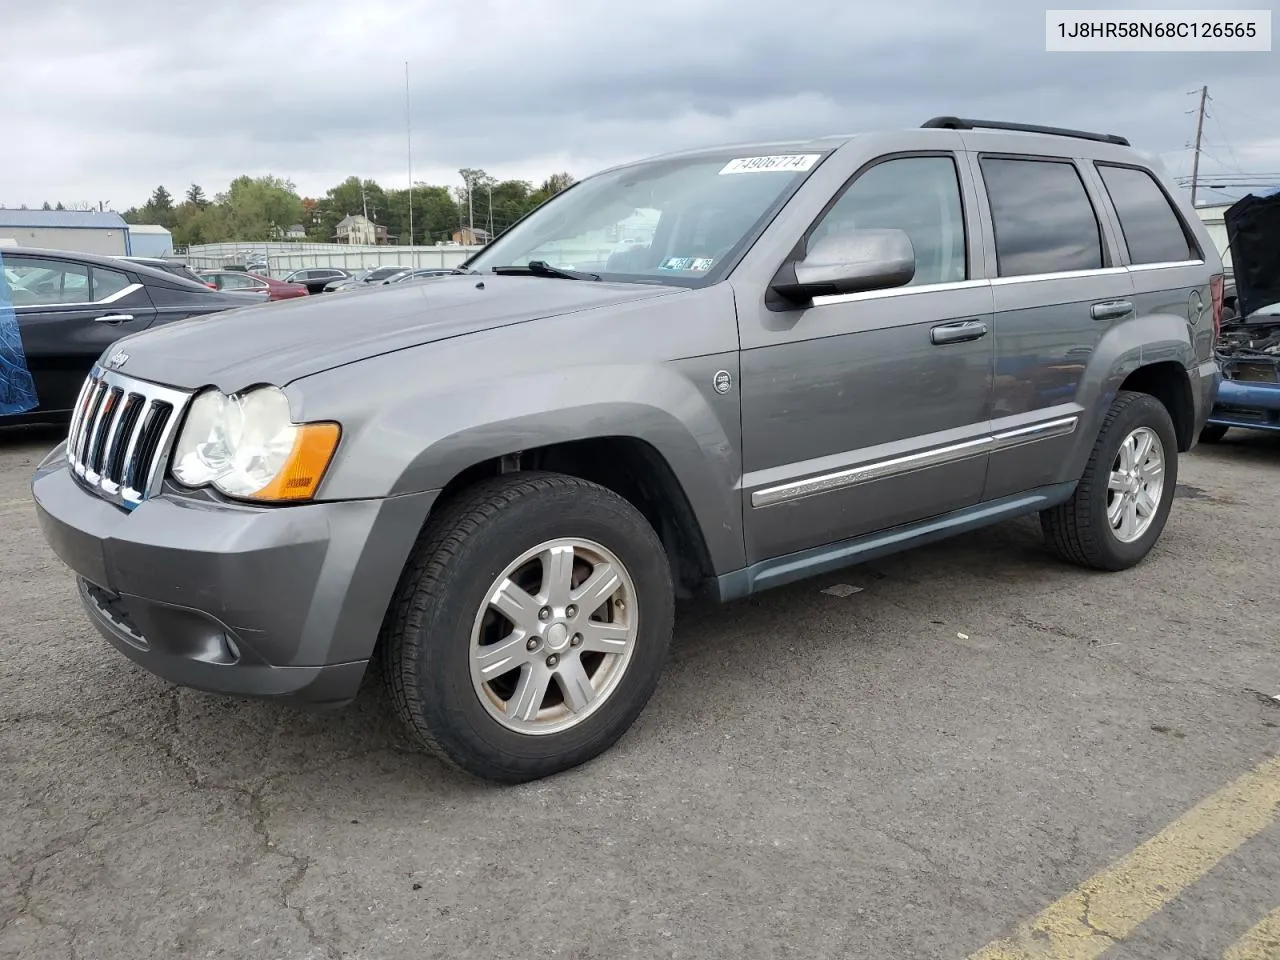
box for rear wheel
[381,472,675,783]
[1198,423,1229,444]
[1040,390,1179,571]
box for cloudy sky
[4,0,1278,210]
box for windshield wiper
[490,260,601,281]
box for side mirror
[770,228,916,304]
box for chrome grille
[65,367,193,510]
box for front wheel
[381,472,675,783]
[1040,390,1179,571]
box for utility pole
[405,61,414,258]
[1190,84,1208,207]
[467,174,474,241]
[487,182,493,240]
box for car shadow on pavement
[134,510,1082,798]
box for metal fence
[181,241,624,276]
[182,242,483,276]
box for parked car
[323,266,410,292]
[381,268,457,285]
[1198,188,1280,442]
[115,256,211,288]
[198,270,308,301]
[281,268,351,295]
[1,246,259,426]
[32,117,1221,783]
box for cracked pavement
[2,426,1278,959]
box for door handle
[94,314,134,324]
[930,319,988,345]
[1090,300,1133,321]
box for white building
[0,208,131,255]
[1194,203,1233,274]
[127,223,174,257]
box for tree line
[108,169,577,247]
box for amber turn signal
[247,422,342,502]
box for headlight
[171,385,340,502]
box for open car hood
[1225,188,1280,319]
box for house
[126,223,174,257]
[334,214,393,245]
[451,226,492,246]
[284,224,307,240]
[0,208,131,256]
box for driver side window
[810,155,968,286]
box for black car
[1,246,259,426]
[114,256,210,287]
[281,267,351,294]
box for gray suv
[32,117,1222,783]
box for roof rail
[921,116,1130,147]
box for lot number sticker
[719,154,820,175]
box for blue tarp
[0,251,39,416]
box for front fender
[285,291,746,574]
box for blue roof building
[0,208,132,256]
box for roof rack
[921,116,1130,147]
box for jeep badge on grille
[104,351,129,370]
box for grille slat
[64,366,192,510]
[102,394,144,491]
[87,388,124,478]
[75,381,109,472]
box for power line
[1205,99,1243,174]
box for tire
[380,471,675,784]
[1198,423,1229,444]
[1040,390,1179,572]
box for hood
[108,273,679,391]
[1224,188,1280,320]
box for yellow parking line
[968,755,1280,960]
[1223,906,1280,960]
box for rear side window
[1096,163,1195,265]
[980,157,1103,277]
[91,267,133,301]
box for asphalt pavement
[1,425,1277,960]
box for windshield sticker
[719,154,820,175]
[659,257,716,272]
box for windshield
[464,149,829,284]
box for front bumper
[1206,375,1280,432]
[32,442,437,707]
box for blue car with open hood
[1200,187,1280,442]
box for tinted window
[220,273,263,290]
[980,157,1103,277]
[1096,164,1195,264]
[92,267,132,301]
[810,155,967,285]
[3,257,91,306]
